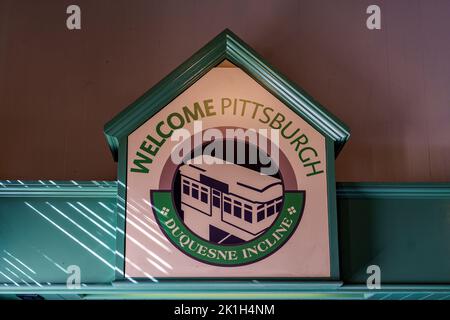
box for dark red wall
[1,0,449,182]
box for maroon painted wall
[0,0,449,182]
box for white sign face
[125,65,330,278]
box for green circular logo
[150,160,305,266]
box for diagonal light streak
[98,202,114,213]
[115,251,158,282]
[48,180,60,188]
[3,250,37,275]
[125,234,172,270]
[67,202,115,238]
[128,199,167,237]
[76,202,115,230]
[127,213,171,251]
[46,203,115,255]
[146,258,169,275]
[0,270,19,286]
[29,203,151,283]
[25,202,116,271]
[2,258,41,287]
[4,267,19,278]
[42,253,69,274]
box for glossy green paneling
[0,181,116,285]
[1,180,450,299]
[337,183,450,284]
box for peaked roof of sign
[104,29,350,161]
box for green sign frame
[104,29,350,282]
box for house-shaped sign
[104,29,349,281]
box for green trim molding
[337,182,450,198]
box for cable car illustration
[179,155,283,242]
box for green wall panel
[1,180,450,299]
[338,183,450,284]
[0,181,116,285]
